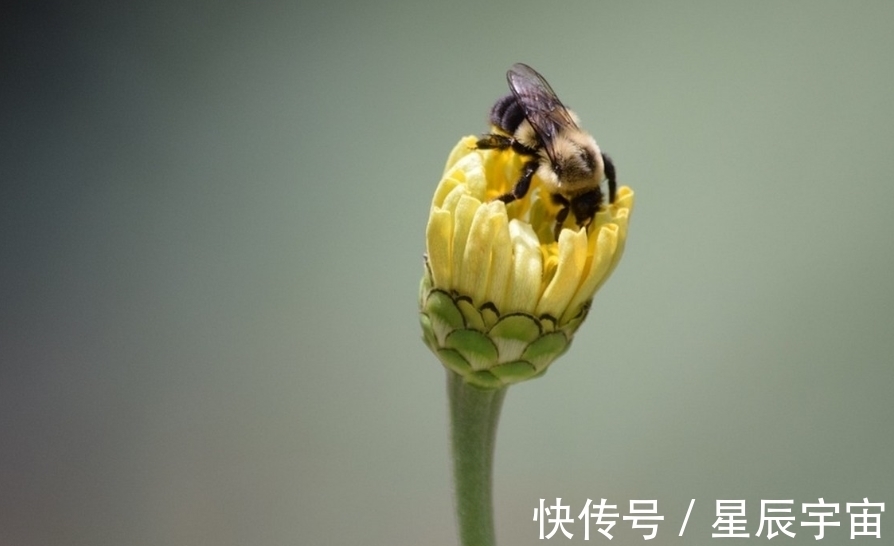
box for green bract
[420,268,592,388]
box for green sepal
[488,313,543,363]
[419,268,433,306]
[437,348,472,376]
[456,298,486,331]
[480,304,500,330]
[522,331,569,372]
[559,300,591,334]
[424,290,465,345]
[488,313,542,343]
[466,370,503,389]
[421,276,591,386]
[445,329,499,371]
[419,313,438,350]
[489,360,537,384]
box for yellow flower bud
[420,137,633,388]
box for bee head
[570,189,603,228]
[548,133,602,186]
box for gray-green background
[2,1,892,544]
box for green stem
[447,370,508,546]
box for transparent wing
[507,63,578,166]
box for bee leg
[475,133,513,150]
[552,194,571,241]
[602,152,617,203]
[476,134,539,156]
[496,160,538,204]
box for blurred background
[2,1,893,544]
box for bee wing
[507,63,579,166]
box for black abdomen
[489,94,526,133]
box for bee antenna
[602,152,617,203]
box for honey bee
[476,63,616,240]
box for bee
[476,63,616,241]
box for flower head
[420,137,633,389]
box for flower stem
[447,370,508,546]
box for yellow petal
[536,227,587,319]
[462,153,488,201]
[562,223,618,324]
[432,170,463,209]
[485,205,512,311]
[443,136,478,175]
[589,188,634,297]
[601,188,634,280]
[450,194,481,292]
[504,220,542,314]
[426,209,454,290]
[458,201,500,305]
[440,179,467,215]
